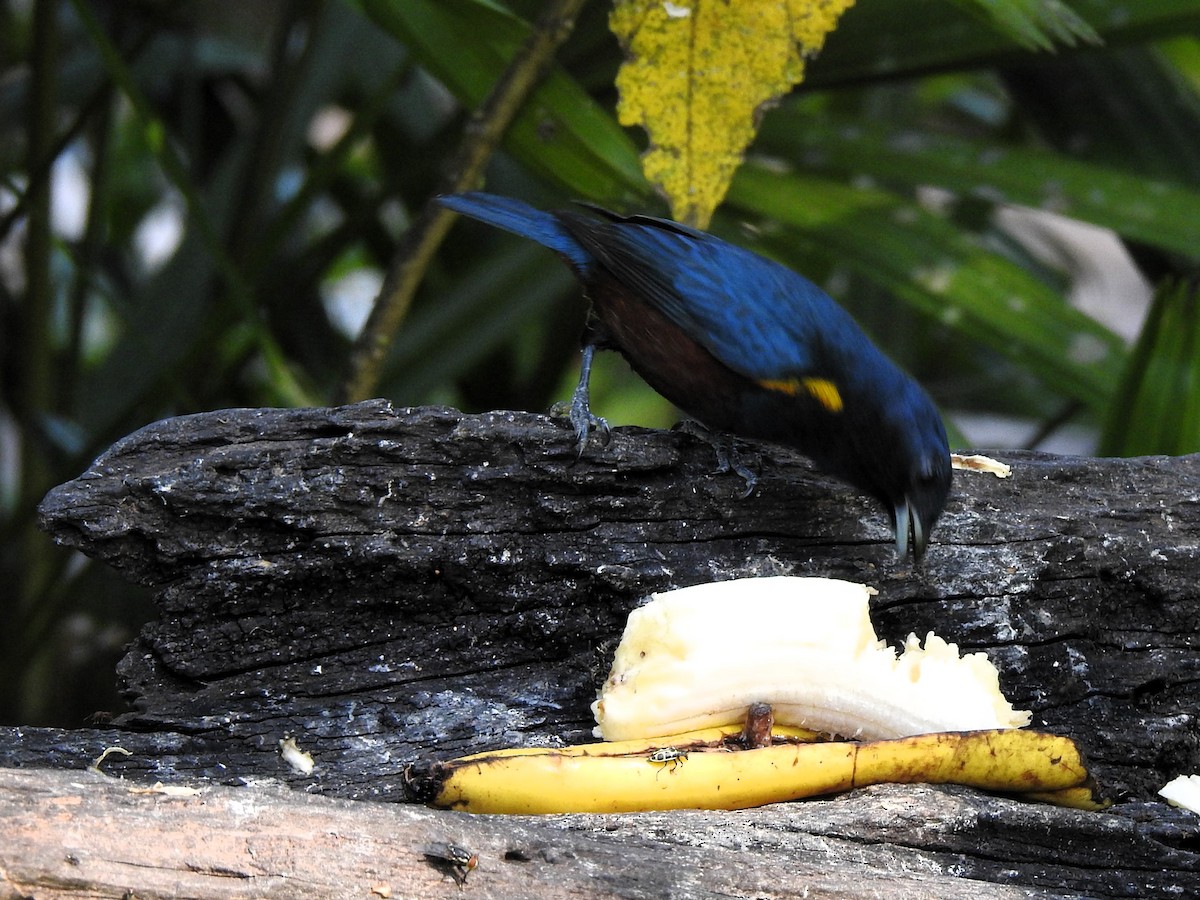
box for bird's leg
[566,343,610,456]
[674,420,760,498]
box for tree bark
[8,400,1200,897]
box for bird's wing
[560,213,857,382]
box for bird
[437,192,952,560]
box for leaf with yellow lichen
[610,0,855,228]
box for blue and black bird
[438,192,952,559]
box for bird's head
[764,363,951,561]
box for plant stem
[6,0,61,724]
[67,0,314,407]
[336,0,590,404]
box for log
[6,399,1199,897]
[1,766,1194,899]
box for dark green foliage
[1100,278,1200,456]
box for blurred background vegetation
[3,0,1200,726]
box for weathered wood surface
[2,766,1196,899]
[9,400,1200,898]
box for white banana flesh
[1159,774,1200,814]
[592,576,1032,741]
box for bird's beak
[893,497,928,562]
[893,500,910,559]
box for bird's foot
[674,421,760,498]
[553,342,611,457]
[550,394,610,457]
[716,439,760,499]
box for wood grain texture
[3,767,1195,899]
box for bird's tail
[437,192,591,272]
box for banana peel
[404,577,1108,815]
[419,722,823,762]
[404,727,1108,815]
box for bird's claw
[570,404,610,457]
[555,342,610,457]
[714,439,759,499]
[675,421,759,498]
[549,397,610,457]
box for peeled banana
[1159,773,1200,813]
[404,576,1107,815]
[404,727,1106,814]
[593,576,1031,741]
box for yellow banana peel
[404,728,1108,815]
[1016,785,1113,811]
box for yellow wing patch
[758,376,844,413]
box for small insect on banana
[648,747,688,777]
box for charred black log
[11,400,1199,897]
